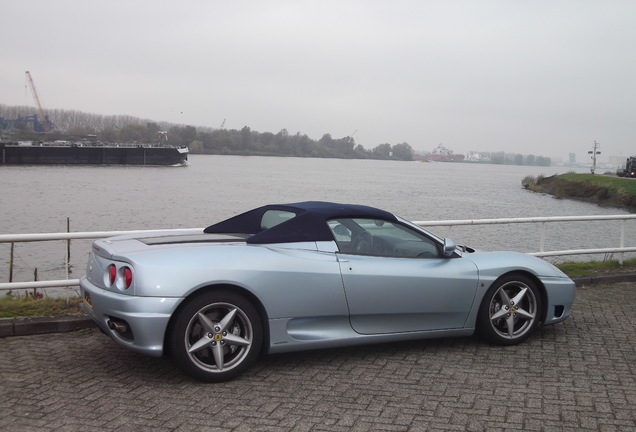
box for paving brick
[1,283,636,431]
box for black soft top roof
[204,201,398,244]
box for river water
[1,155,633,294]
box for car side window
[261,210,296,229]
[327,218,441,258]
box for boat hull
[0,144,188,166]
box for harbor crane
[25,71,50,132]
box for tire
[169,290,263,382]
[477,274,541,345]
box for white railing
[0,228,202,291]
[2,215,636,291]
[413,215,636,259]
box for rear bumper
[80,276,183,357]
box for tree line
[0,105,414,161]
[1,104,551,165]
[189,127,415,160]
[488,151,551,166]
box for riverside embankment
[523,172,636,212]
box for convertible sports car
[80,202,575,382]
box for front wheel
[477,274,541,345]
[169,290,263,382]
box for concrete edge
[0,316,95,338]
[1,273,635,338]
[572,273,636,287]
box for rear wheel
[477,274,541,345]
[169,290,262,382]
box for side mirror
[443,238,456,257]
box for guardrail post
[540,222,546,253]
[66,217,71,280]
[9,242,14,282]
[620,220,625,265]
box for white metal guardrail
[0,228,202,291]
[2,215,636,291]
[413,215,636,258]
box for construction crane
[25,71,50,132]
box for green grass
[523,172,636,210]
[555,258,636,277]
[558,173,636,196]
[0,295,84,318]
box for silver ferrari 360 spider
[81,202,575,382]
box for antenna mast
[588,140,601,174]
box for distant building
[466,151,487,162]
[609,155,627,167]
[420,144,465,162]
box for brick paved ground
[1,282,635,432]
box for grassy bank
[522,172,636,211]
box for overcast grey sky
[2,0,635,161]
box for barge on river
[0,140,188,166]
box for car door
[329,218,479,335]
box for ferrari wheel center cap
[214,333,223,341]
